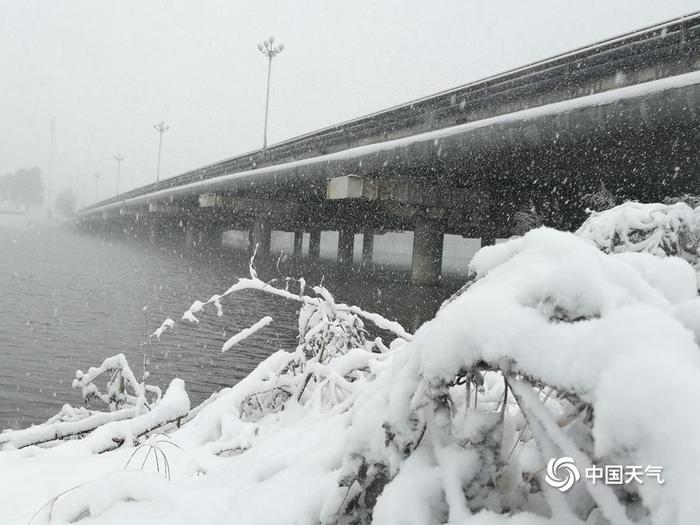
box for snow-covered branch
[174,263,412,343]
[222,316,273,352]
[0,379,188,452]
[73,353,161,412]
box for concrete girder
[78,80,699,232]
[147,201,187,216]
[148,201,167,213]
[326,174,480,210]
[199,193,299,228]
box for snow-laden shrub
[0,354,175,451]
[231,284,391,423]
[576,201,700,273]
[175,265,408,430]
[72,353,162,412]
[583,182,617,211]
[664,193,700,209]
[0,377,188,452]
[318,228,700,525]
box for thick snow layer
[577,201,700,288]
[455,228,698,392]
[1,227,699,524]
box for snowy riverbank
[1,202,699,525]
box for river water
[0,217,476,430]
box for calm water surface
[0,220,470,430]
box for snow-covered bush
[664,193,700,209]
[214,282,394,423]
[0,376,188,452]
[0,353,175,451]
[583,182,617,211]
[576,201,700,274]
[72,353,162,412]
[2,228,700,525]
[175,262,409,425]
[317,228,700,525]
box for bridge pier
[480,235,496,248]
[411,217,444,286]
[102,219,123,239]
[128,216,144,242]
[197,227,221,253]
[184,222,195,249]
[161,217,184,244]
[293,231,303,257]
[183,220,217,250]
[361,232,374,267]
[338,230,354,266]
[309,230,321,260]
[148,219,159,244]
[250,220,271,257]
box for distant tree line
[0,167,44,210]
[55,188,77,217]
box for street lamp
[93,172,102,203]
[114,155,124,196]
[257,36,284,149]
[153,121,170,182]
[48,117,56,215]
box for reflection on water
[0,222,474,430]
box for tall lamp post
[153,121,170,182]
[257,36,284,149]
[93,172,102,203]
[48,117,56,216]
[114,155,124,196]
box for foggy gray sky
[1,0,697,205]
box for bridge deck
[80,71,700,215]
[80,11,700,215]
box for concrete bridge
[77,12,700,284]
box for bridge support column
[106,219,123,239]
[338,230,354,266]
[184,221,196,249]
[293,231,303,257]
[160,217,180,243]
[197,228,221,253]
[309,230,321,260]
[148,219,159,244]
[480,235,496,248]
[411,217,444,286]
[361,232,374,267]
[250,220,271,257]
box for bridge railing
[82,11,700,213]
